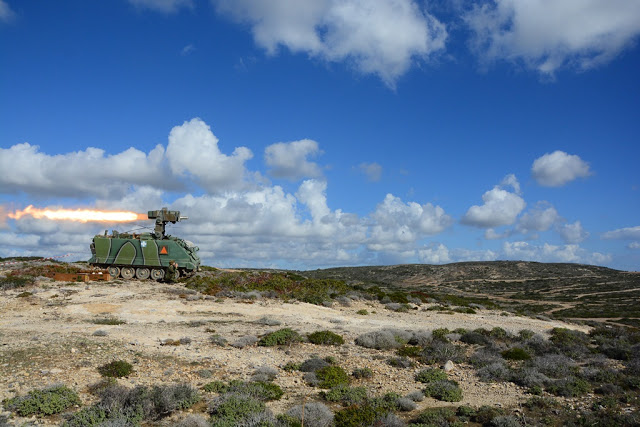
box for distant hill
[302,261,640,328]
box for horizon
[1,0,639,271]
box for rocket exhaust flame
[8,205,147,223]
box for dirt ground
[0,276,590,425]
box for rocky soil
[0,275,590,425]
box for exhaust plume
[8,205,146,223]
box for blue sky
[1,0,639,271]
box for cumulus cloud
[358,162,382,182]
[629,242,640,249]
[503,241,610,265]
[128,0,193,13]
[265,139,323,180]
[0,0,15,23]
[0,142,174,199]
[531,151,591,187]
[418,243,451,264]
[213,0,447,86]
[464,0,640,75]
[461,175,526,228]
[166,118,253,192]
[602,226,640,240]
[516,202,560,234]
[556,220,589,244]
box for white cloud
[602,226,640,240]
[464,0,640,75]
[531,151,591,187]
[629,242,640,249]
[265,139,323,180]
[461,175,526,228]
[0,0,15,23]
[556,220,589,244]
[370,194,452,243]
[166,118,253,192]
[358,162,383,182]
[418,243,451,264]
[517,202,560,234]
[213,0,447,86]
[0,142,174,199]
[503,241,610,265]
[128,0,194,13]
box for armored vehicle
[89,208,200,280]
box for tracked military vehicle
[89,208,200,280]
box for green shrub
[322,384,368,405]
[546,377,591,397]
[397,345,421,358]
[432,328,452,341]
[414,407,457,425]
[352,367,373,379]
[490,327,508,339]
[98,360,134,378]
[415,367,448,383]
[316,365,350,389]
[356,309,369,315]
[209,393,267,426]
[63,406,108,427]
[203,381,228,393]
[333,404,378,427]
[308,330,345,346]
[502,347,532,361]
[5,385,81,416]
[91,316,126,325]
[283,361,302,372]
[203,380,283,401]
[424,380,463,402]
[473,405,505,425]
[0,274,35,290]
[258,328,301,346]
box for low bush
[352,367,373,379]
[208,392,268,426]
[431,328,452,341]
[316,365,350,389]
[91,317,126,325]
[546,377,590,397]
[64,383,200,426]
[97,360,134,378]
[286,402,334,427]
[356,309,369,315]
[387,357,413,369]
[355,329,410,350]
[415,367,448,383]
[502,347,532,361]
[397,345,421,358]
[477,361,512,383]
[203,380,283,401]
[420,340,466,365]
[230,335,258,348]
[5,385,80,416]
[322,384,368,405]
[251,366,278,382]
[209,334,228,346]
[308,330,345,346]
[414,407,457,425]
[258,328,301,347]
[300,357,331,372]
[423,380,463,402]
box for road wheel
[150,268,164,281]
[121,266,135,280]
[136,267,150,280]
[107,266,120,278]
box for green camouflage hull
[89,232,200,280]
